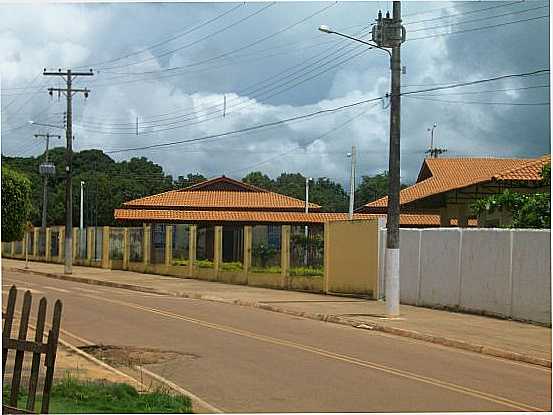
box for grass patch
[289,266,324,277]
[221,261,243,272]
[172,258,189,267]
[3,376,192,414]
[250,265,281,274]
[195,259,214,269]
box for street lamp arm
[319,27,391,58]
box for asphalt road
[2,269,551,413]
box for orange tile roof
[492,155,550,181]
[115,208,442,226]
[364,156,549,209]
[123,176,320,211]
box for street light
[319,3,405,317]
[28,120,65,130]
[347,146,357,220]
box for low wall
[380,228,551,325]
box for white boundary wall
[378,228,551,325]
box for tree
[471,164,550,229]
[2,166,33,241]
[355,172,409,209]
[242,171,274,190]
[174,173,206,189]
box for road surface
[2,269,551,412]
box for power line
[77,3,245,69]
[69,36,373,134]
[97,3,277,71]
[404,96,549,106]
[104,95,385,154]
[411,84,549,96]
[404,0,525,25]
[408,14,549,41]
[407,4,548,33]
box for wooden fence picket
[2,285,63,414]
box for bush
[2,166,32,242]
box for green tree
[174,173,206,189]
[355,172,410,209]
[242,171,274,190]
[471,164,550,229]
[2,166,33,241]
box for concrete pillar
[72,227,78,260]
[86,227,93,262]
[143,225,151,266]
[101,226,110,269]
[59,227,65,262]
[165,225,173,267]
[281,225,291,287]
[45,228,52,262]
[11,241,15,257]
[33,228,39,257]
[188,225,197,277]
[123,228,129,270]
[214,225,222,273]
[243,226,252,277]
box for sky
[0,0,550,186]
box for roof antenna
[425,123,447,158]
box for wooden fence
[2,285,62,414]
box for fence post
[281,225,291,288]
[123,228,129,270]
[143,225,151,267]
[10,241,15,257]
[214,226,222,274]
[86,227,93,262]
[243,226,252,278]
[323,223,329,293]
[101,226,110,269]
[58,227,65,263]
[165,225,173,269]
[32,228,39,258]
[72,228,78,261]
[189,225,197,277]
[45,228,51,262]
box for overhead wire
[96,2,277,71]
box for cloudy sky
[0,0,550,185]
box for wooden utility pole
[43,68,93,274]
[35,133,61,229]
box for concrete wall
[324,219,378,297]
[380,227,551,325]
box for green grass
[3,376,192,414]
[172,258,189,266]
[221,261,243,272]
[250,265,281,274]
[289,266,324,277]
[196,259,214,268]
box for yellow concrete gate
[324,219,379,298]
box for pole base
[385,247,400,317]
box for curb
[11,266,552,369]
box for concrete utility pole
[347,145,357,220]
[35,133,61,229]
[318,2,405,316]
[43,68,93,274]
